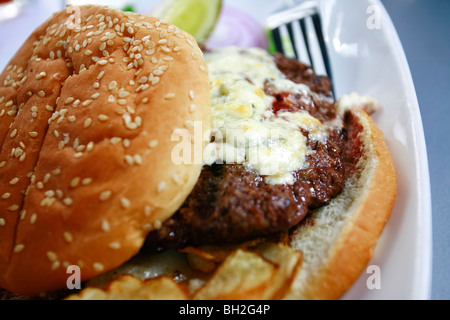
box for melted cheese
[203,47,328,185]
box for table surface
[0,0,448,300]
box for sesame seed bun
[0,5,210,295]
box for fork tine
[299,18,314,70]
[311,13,334,94]
[286,22,299,60]
[271,27,285,56]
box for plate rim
[367,0,433,299]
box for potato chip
[67,275,189,300]
[256,243,302,299]
[180,238,266,263]
[192,249,277,300]
[186,252,217,273]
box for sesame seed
[108,81,117,90]
[63,198,73,206]
[55,189,63,198]
[165,93,175,100]
[144,205,152,216]
[110,137,122,144]
[10,129,17,138]
[84,118,92,128]
[43,173,51,183]
[120,197,131,209]
[0,161,5,168]
[154,220,162,229]
[93,262,104,272]
[134,154,143,165]
[118,91,130,98]
[82,100,93,107]
[157,181,166,193]
[85,49,93,56]
[86,141,94,152]
[8,204,19,211]
[30,213,37,224]
[0,218,5,226]
[82,178,92,185]
[2,193,10,199]
[47,251,58,261]
[109,242,121,250]
[63,232,73,242]
[189,90,195,100]
[44,190,55,197]
[65,97,75,104]
[101,220,110,232]
[99,190,112,201]
[124,155,134,165]
[9,177,19,185]
[14,244,25,253]
[190,104,196,113]
[29,131,38,137]
[51,260,60,271]
[36,72,47,79]
[172,172,183,185]
[149,140,158,148]
[138,76,147,84]
[98,114,109,121]
[70,177,80,188]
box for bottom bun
[285,108,397,300]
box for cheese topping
[203,47,328,185]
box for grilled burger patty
[146,53,363,249]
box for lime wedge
[152,0,222,44]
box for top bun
[0,5,210,295]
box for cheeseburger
[0,5,396,300]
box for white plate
[321,0,432,300]
[207,0,433,300]
[0,0,432,300]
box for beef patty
[145,54,363,249]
